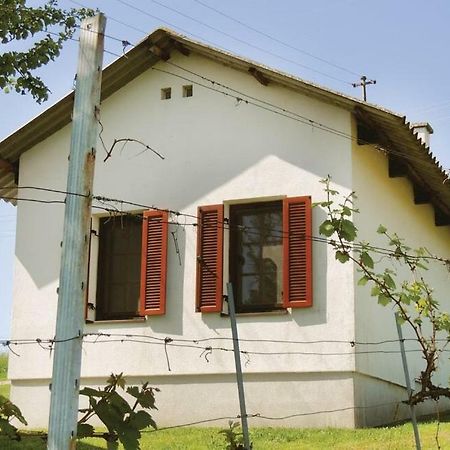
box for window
[229,201,283,312]
[92,210,168,321]
[161,87,171,100]
[183,85,193,97]
[196,197,312,313]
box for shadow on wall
[151,224,186,336]
[18,79,352,298]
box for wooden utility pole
[47,14,106,450]
[352,75,376,101]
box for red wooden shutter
[283,196,312,308]
[140,210,168,315]
[196,205,224,312]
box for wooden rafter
[248,67,269,86]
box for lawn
[0,353,7,381]
[0,383,10,399]
[0,353,10,399]
[0,420,448,449]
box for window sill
[221,309,288,318]
[86,317,146,324]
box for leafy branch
[0,394,28,441]
[77,373,159,450]
[316,176,450,406]
[0,374,159,449]
[0,0,93,102]
[219,421,246,450]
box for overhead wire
[190,0,361,77]
[155,63,449,176]
[113,0,352,85]
[1,186,449,265]
[57,2,448,177]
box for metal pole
[395,313,422,450]
[226,282,251,450]
[48,14,106,450]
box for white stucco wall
[352,125,450,412]
[7,51,402,428]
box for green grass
[0,353,8,381]
[0,421,449,449]
[0,383,10,399]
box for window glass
[230,201,283,312]
[96,215,142,320]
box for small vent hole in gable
[161,87,171,100]
[183,85,193,98]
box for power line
[41,2,449,178]
[114,0,352,85]
[191,0,361,77]
[156,63,449,176]
[45,29,124,58]
[1,186,449,265]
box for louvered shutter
[283,196,312,308]
[140,210,168,315]
[196,205,224,312]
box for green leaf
[399,293,411,305]
[0,398,27,426]
[137,390,157,409]
[377,294,390,306]
[126,386,140,398]
[371,285,381,297]
[109,392,132,415]
[77,423,94,438]
[340,219,357,242]
[95,401,124,433]
[383,273,396,289]
[0,417,19,439]
[360,252,374,269]
[319,220,335,237]
[341,205,352,216]
[357,275,369,286]
[79,387,106,398]
[128,410,154,430]
[118,428,140,450]
[396,314,406,325]
[377,224,387,234]
[335,250,349,263]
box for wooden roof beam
[172,40,190,56]
[150,44,171,61]
[0,159,14,173]
[248,67,269,86]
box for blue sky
[1,0,449,339]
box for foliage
[218,421,246,449]
[0,394,27,441]
[78,373,159,450]
[315,176,450,405]
[0,0,92,102]
[0,373,158,449]
[0,384,11,400]
[0,353,8,381]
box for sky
[1,0,449,339]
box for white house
[1,28,449,430]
